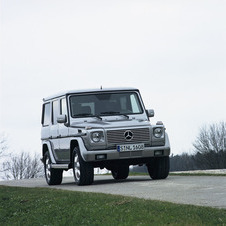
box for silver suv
[41,87,170,185]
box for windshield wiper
[100,111,129,119]
[101,111,120,115]
[74,113,102,120]
[122,114,129,119]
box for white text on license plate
[117,143,145,152]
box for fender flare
[165,132,171,154]
[42,140,56,164]
[71,137,88,161]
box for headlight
[91,131,104,143]
[153,127,164,138]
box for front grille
[106,127,150,145]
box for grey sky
[0,0,226,155]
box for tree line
[171,122,226,171]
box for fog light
[95,154,107,160]
[154,150,163,156]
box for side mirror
[57,114,67,123]
[146,109,154,117]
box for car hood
[70,118,152,130]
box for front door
[50,100,60,160]
[58,98,70,161]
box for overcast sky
[0,0,226,156]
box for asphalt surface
[1,175,226,209]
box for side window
[130,94,142,113]
[60,98,67,116]
[42,103,51,126]
[52,100,59,125]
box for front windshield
[69,92,143,118]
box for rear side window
[42,103,51,126]
[52,100,59,125]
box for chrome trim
[107,127,150,145]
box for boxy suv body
[41,87,170,185]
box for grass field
[1,186,226,225]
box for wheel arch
[70,139,79,163]
[42,143,49,157]
[41,141,56,164]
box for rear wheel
[44,151,63,185]
[111,165,129,180]
[147,156,169,180]
[72,147,94,185]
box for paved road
[1,175,226,209]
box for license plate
[117,143,145,152]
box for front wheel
[111,165,129,180]
[44,151,63,185]
[147,156,169,180]
[72,147,94,185]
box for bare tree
[193,122,226,169]
[0,133,8,158]
[0,133,10,173]
[193,122,226,153]
[3,152,44,180]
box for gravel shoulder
[1,175,226,209]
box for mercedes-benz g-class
[41,87,170,185]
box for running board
[51,164,69,169]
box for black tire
[72,147,94,185]
[44,151,63,185]
[111,165,129,180]
[147,156,169,180]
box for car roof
[43,87,139,101]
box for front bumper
[77,137,170,162]
[83,146,170,162]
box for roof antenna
[100,85,102,90]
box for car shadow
[60,175,157,186]
[92,176,152,186]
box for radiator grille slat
[107,128,150,144]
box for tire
[147,156,169,180]
[44,151,63,185]
[111,165,129,180]
[72,147,94,185]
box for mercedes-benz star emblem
[124,130,133,141]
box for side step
[51,164,69,169]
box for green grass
[1,186,226,225]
